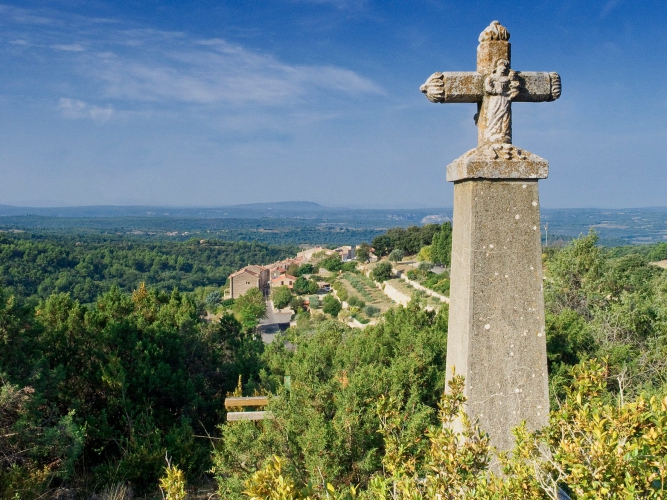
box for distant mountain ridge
[226,201,327,210]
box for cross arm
[421,71,561,104]
[512,72,561,102]
[420,71,483,103]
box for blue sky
[0,0,665,208]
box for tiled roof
[272,273,297,282]
[230,265,266,278]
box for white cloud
[86,35,383,106]
[51,43,86,52]
[58,98,114,122]
[3,7,383,121]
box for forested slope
[0,234,297,303]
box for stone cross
[420,21,561,453]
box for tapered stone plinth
[447,177,549,451]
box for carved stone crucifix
[421,20,561,181]
[420,21,561,454]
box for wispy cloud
[88,37,382,106]
[51,43,86,52]
[58,98,114,121]
[600,0,622,18]
[0,5,382,119]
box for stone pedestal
[446,176,549,452]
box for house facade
[334,245,356,262]
[228,265,269,299]
[271,274,297,289]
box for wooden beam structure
[227,411,274,422]
[224,396,269,408]
[225,396,272,421]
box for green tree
[319,256,344,273]
[371,235,392,257]
[206,290,222,307]
[293,277,311,295]
[430,222,452,266]
[272,286,293,310]
[356,243,371,263]
[417,245,432,262]
[388,249,404,262]
[371,262,393,282]
[287,263,300,276]
[233,287,267,329]
[322,295,342,316]
[307,279,320,295]
[295,263,315,276]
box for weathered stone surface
[420,72,484,103]
[477,40,510,76]
[447,145,548,182]
[447,180,549,452]
[420,20,562,166]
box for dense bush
[346,295,365,309]
[544,231,667,401]
[0,284,265,496]
[371,262,393,282]
[211,303,448,498]
[388,249,404,262]
[272,285,293,310]
[243,359,667,499]
[322,295,342,317]
[364,305,380,317]
[371,223,450,261]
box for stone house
[296,247,334,261]
[334,245,356,262]
[228,265,269,299]
[271,273,297,289]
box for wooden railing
[224,396,273,421]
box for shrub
[388,249,404,262]
[322,295,342,317]
[371,262,393,282]
[332,281,348,302]
[241,359,667,499]
[272,286,292,310]
[363,305,380,318]
[206,290,222,307]
[347,296,365,309]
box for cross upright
[420,21,561,453]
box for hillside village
[223,240,451,334]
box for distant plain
[1,202,666,246]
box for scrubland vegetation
[1,231,667,498]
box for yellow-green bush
[243,359,666,499]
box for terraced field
[338,272,394,312]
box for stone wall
[381,282,411,307]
